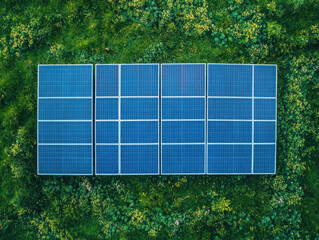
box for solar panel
[37,65,93,175]
[95,64,159,175]
[161,64,206,174]
[207,64,276,174]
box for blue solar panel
[95,64,159,175]
[162,121,204,143]
[96,98,118,120]
[96,65,119,96]
[254,65,276,97]
[161,64,205,174]
[121,121,158,144]
[121,98,158,120]
[38,122,91,143]
[162,98,205,119]
[162,64,205,96]
[253,144,276,173]
[208,145,252,174]
[38,65,92,97]
[38,145,92,175]
[162,145,205,174]
[121,64,158,96]
[96,122,119,143]
[254,99,276,120]
[208,64,252,97]
[208,121,252,143]
[208,98,252,120]
[38,99,91,120]
[38,65,93,175]
[254,121,276,143]
[208,64,276,174]
[96,145,118,174]
[121,145,158,174]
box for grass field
[0,0,318,239]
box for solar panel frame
[37,64,93,175]
[161,63,206,175]
[207,64,277,175]
[95,64,160,175]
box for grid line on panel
[94,64,96,174]
[162,96,205,98]
[159,63,161,175]
[252,65,254,174]
[207,96,276,99]
[38,143,92,145]
[39,120,92,122]
[161,64,163,175]
[37,65,39,174]
[119,65,121,175]
[38,97,92,99]
[205,63,208,174]
[162,119,205,121]
[275,65,277,173]
[162,143,205,145]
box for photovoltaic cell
[208,145,252,174]
[121,65,158,96]
[162,64,205,96]
[121,145,159,174]
[162,98,205,119]
[96,121,119,143]
[208,64,252,97]
[38,65,93,175]
[96,65,119,96]
[254,99,276,120]
[162,121,204,143]
[38,99,91,120]
[161,64,206,174]
[38,122,91,144]
[121,98,158,120]
[208,98,252,120]
[38,145,92,175]
[38,65,92,97]
[254,65,276,97]
[253,144,276,173]
[162,145,205,174]
[96,98,118,120]
[254,121,276,143]
[208,121,252,143]
[121,121,158,144]
[96,145,119,174]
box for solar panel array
[38,63,276,175]
[38,65,93,175]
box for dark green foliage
[0,0,318,239]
